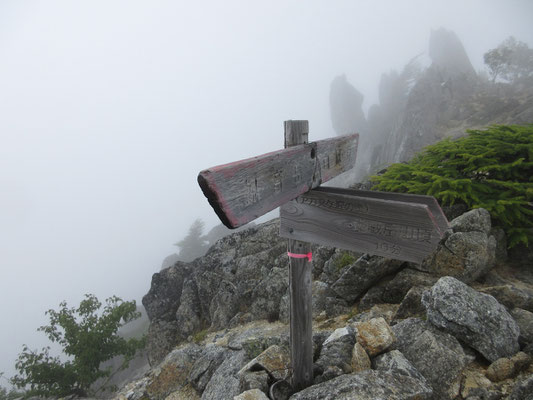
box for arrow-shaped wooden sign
[280,187,449,263]
[198,133,358,229]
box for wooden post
[284,120,313,391]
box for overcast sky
[1,0,532,383]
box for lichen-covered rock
[175,279,202,340]
[510,374,533,400]
[479,285,533,312]
[372,350,426,383]
[486,352,532,382]
[391,318,469,400]
[351,342,371,373]
[393,286,430,321]
[382,269,438,304]
[233,389,269,400]
[289,370,433,400]
[354,317,395,356]
[201,350,247,400]
[239,370,269,393]
[238,345,291,381]
[332,256,404,303]
[423,209,497,283]
[189,345,229,392]
[510,308,533,346]
[146,320,181,365]
[422,277,520,362]
[315,327,355,379]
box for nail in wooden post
[284,120,313,391]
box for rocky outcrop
[329,74,368,137]
[422,276,520,362]
[125,205,533,400]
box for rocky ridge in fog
[330,28,533,182]
[113,207,533,400]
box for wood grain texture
[198,133,358,229]
[280,188,446,264]
[285,120,314,391]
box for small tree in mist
[174,218,209,262]
[484,37,533,85]
[11,295,145,398]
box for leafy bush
[371,125,533,247]
[12,295,145,398]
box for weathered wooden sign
[197,120,449,392]
[280,187,449,263]
[197,133,359,229]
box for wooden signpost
[197,120,449,391]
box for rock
[423,230,497,283]
[391,318,469,400]
[459,368,493,399]
[486,352,531,382]
[202,350,246,400]
[393,285,430,320]
[175,279,202,341]
[319,250,360,285]
[143,262,190,321]
[209,280,240,330]
[429,28,476,77]
[510,308,533,346]
[312,280,349,318]
[479,285,533,312]
[146,320,180,365]
[422,277,520,362]
[490,227,508,262]
[485,357,515,382]
[382,269,438,304]
[315,327,355,379]
[330,74,368,137]
[188,345,228,392]
[146,345,202,400]
[311,245,337,280]
[239,370,269,393]
[510,374,533,400]
[351,342,371,373]
[250,267,288,321]
[358,282,389,311]
[233,389,269,400]
[354,317,395,356]
[332,256,404,303]
[450,208,491,234]
[372,350,426,383]
[350,304,399,325]
[289,370,432,399]
[238,345,291,381]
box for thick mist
[1,0,532,383]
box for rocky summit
[114,207,533,400]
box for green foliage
[192,329,208,344]
[335,252,356,270]
[371,125,533,248]
[484,37,533,84]
[12,295,145,398]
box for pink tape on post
[287,251,313,262]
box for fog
[1,0,532,383]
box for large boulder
[423,209,497,283]
[289,370,432,400]
[422,276,520,362]
[331,256,404,303]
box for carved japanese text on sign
[280,187,449,263]
[198,134,358,229]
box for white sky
[1,0,532,382]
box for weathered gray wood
[285,120,314,391]
[197,133,358,229]
[315,186,449,235]
[280,188,446,264]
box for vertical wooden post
[284,120,313,391]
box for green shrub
[371,125,533,248]
[12,295,145,398]
[193,329,208,344]
[335,252,357,270]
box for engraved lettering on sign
[322,155,330,170]
[297,197,369,213]
[273,170,283,194]
[376,242,401,255]
[401,226,432,243]
[243,178,259,207]
[336,148,342,164]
